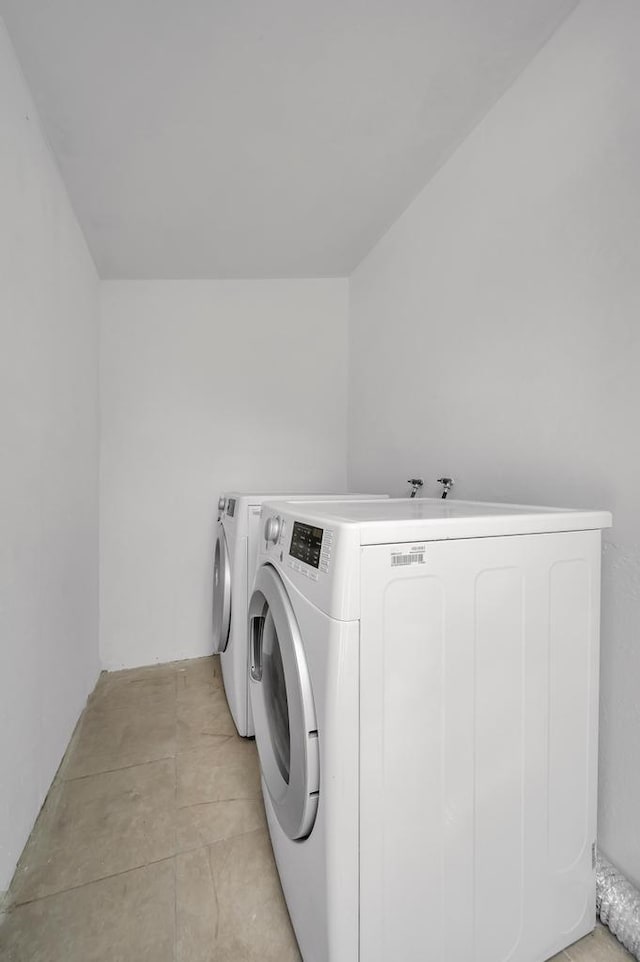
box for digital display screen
[289,522,324,568]
[226,498,236,517]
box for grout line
[0,887,9,922]
[175,825,267,858]
[178,795,261,810]
[86,693,178,710]
[174,741,237,757]
[207,827,265,851]
[99,656,215,680]
[206,844,220,942]
[173,749,178,960]
[9,855,176,909]
[173,853,178,958]
[62,754,177,782]
[62,731,238,782]
[175,735,234,752]
[87,699,177,714]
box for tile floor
[0,656,634,962]
[0,657,299,962]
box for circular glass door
[261,609,291,782]
[212,522,231,653]
[249,564,320,840]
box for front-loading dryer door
[249,564,320,840]
[212,521,232,653]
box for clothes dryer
[213,492,386,736]
[249,498,611,962]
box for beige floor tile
[11,759,177,903]
[0,886,10,927]
[176,688,237,750]
[176,831,300,962]
[0,860,175,962]
[176,740,260,808]
[88,671,176,714]
[177,797,267,852]
[175,848,217,962]
[97,662,178,686]
[176,683,231,717]
[63,700,176,778]
[564,923,634,960]
[176,656,223,693]
[2,658,300,961]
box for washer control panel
[289,521,323,568]
[285,522,334,581]
[260,505,359,620]
[319,528,334,573]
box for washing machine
[213,492,387,737]
[249,497,611,962]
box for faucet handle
[407,478,424,498]
[437,477,455,499]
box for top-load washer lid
[248,563,320,841]
[212,520,232,653]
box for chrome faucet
[437,477,455,499]
[407,478,424,499]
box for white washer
[249,498,611,962]
[213,492,387,737]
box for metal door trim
[212,521,232,653]
[249,563,320,839]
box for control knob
[264,516,282,544]
[218,496,226,512]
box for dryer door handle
[250,615,264,682]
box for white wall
[349,0,640,886]
[100,280,348,670]
[0,22,100,892]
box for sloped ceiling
[0,0,579,277]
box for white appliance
[248,498,612,962]
[213,492,387,737]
